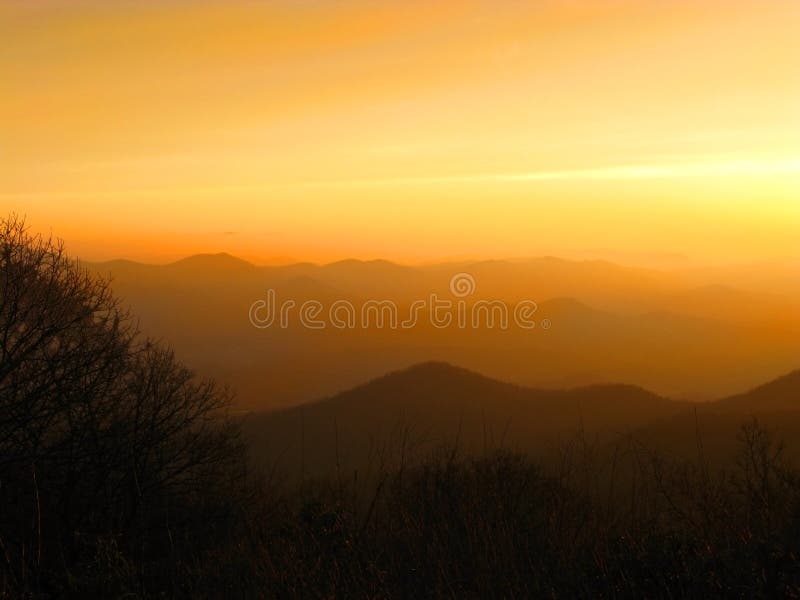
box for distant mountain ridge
[243,363,800,478]
[168,252,256,271]
[717,369,800,413]
[243,362,688,476]
[82,252,800,407]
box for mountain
[715,369,800,413]
[243,364,800,480]
[242,362,689,477]
[607,369,800,466]
[82,252,800,407]
[167,252,256,273]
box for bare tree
[0,215,245,592]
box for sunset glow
[2,0,798,263]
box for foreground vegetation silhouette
[0,217,246,596]
[2,216,800,598]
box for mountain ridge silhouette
[242,362,800,477]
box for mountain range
[242,362,800,479]
[85,253,800,408]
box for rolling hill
[716,369,800,413]
[242,363,800,479]
[242,362,690,477]
[83,253,800,408]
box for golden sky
[2,0,799,264]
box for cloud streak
[3,157,799,200]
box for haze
[5,4,800,594]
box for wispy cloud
[3,157,799,200]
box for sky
[1,0,799,264]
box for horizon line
[79,251,799,271]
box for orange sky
[1,0,798,264]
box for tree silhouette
[0,215,244,594]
